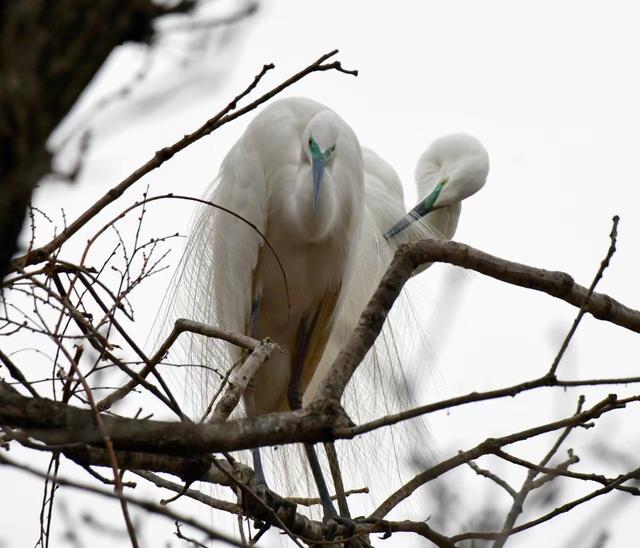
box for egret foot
[323,514,373,547]
[246,446,297,534]
[250,483,298,541]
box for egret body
[170,108,488,523]
[190,97,364,517]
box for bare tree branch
[209,338,277,423]
[370,394,638,519]
[466,458,517,499]
[135,471,241,514]
[12,49,358,271]
[315,234,638,406]
[496,449,640,496]
[451,466,640,543]
[98,318,260,411]
[548,215,619,377]
[0,453,244,548]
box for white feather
[156,113,489,513]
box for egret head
[384,134,489,239]
[303,112,339,213]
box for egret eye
[308,137,313,148]
[328,145,336,154]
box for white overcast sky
[5,1,640,546]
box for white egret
[166,105,489,529]
[173,97,364,520]
[385,133,490,242]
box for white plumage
[162,99,489,518]
[200,97,365,416]
[413,133,490,240]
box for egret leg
[288,315,340,517]
[243,382,267,486]
[288,380,338,518]
[304,444,338,517]
[244,378,298,531]
[246,295,269,486]
[289,358,371,545]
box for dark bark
[0,381,349,455]
[0,0,194,279]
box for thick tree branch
[0,380,346,454]
[315,236,638,406]
[0,0,196,280]
[4,375,637,537]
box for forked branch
[315,217,635,405]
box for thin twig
[82,465,137,488]
[66,269,184,419]
[548,215,619,377]
[288,486,369,507]
[99,317,259,411]
[451,466,640,543]
[466,457,516,498]
[135,471,240,514]
[0,349,40,397]
[48,336,140,548]
[343,374,640,438]
[28,268,183,418]
[496,449,640,496]
[0,454,243,547]
[174,521,208,548]
[529,451,580,490]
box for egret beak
[383,179,447,240]
[312,157,326,213]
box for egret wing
[157,140,268,414]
